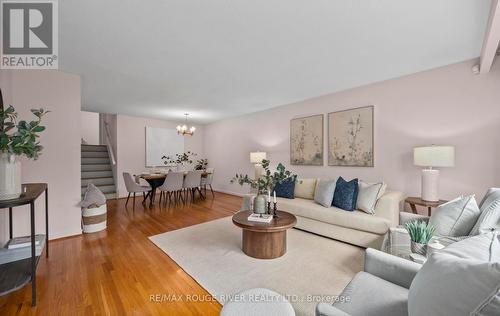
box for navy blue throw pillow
[332,177,359,211]
[273,177,296,199]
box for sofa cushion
[334,271,408,316]
[294,178,317,199]
[357,181,386,214]
[277,197,391,235]
[470,188,500,235]
[408,233,500,316]
[429,195,480,237]
[274,176,296,199]
[479,188,500,208]
[314,179,336,207]
[333,177,359,211]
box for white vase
[253,194,267,214]
[0,154,22,200]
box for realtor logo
[1,0,58,69]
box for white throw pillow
[294,178,317,200]
[470,188,500,235]
[356,181,386,214]
[408,233,500,316]
[429,195,480,237]
[314,179,336,207]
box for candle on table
[273,191,276,203]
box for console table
[0,183,48,307]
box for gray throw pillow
[356,181,386,214]
[80,183,107,208]
[470,188,500,235]
[408,233,500,316]
[314,179,336,207]
[429,195,480,237]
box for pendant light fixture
[176,113,196,136]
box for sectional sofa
[276,191,403,248]
[242,179,403,248]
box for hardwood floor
[0,192,242,316]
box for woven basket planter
[82,204,107,233]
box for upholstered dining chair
[183,170,204,202]
[158,172,184,205]
[200,168,215,198]
[123,172,151,206]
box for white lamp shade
[414,145,455,168]
[250,152,267,164]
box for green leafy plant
[0,90,49,160]
[230,159,297,194]
[405,220,436,244]
[162,151,197,165]
[194,158,208,170]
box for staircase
[81,144,117,199]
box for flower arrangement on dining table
[162,151,197,166]
[194,158,208,170]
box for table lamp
[250,151,267,180]
[414,145,455,202]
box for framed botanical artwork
[290,114,323,166]
[328,106,374,167]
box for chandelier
[177,113,196,136]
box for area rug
[149,217,364,316]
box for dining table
[138,171,211,204]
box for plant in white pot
[0,89,49,200]
[230,159,297,214]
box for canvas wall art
[328,106,374,167]
[290,114,323,165]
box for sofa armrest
[374,191,404,227]
[364,248,421,289]
[399,212,429,225]
[316,303,351,316]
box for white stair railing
[103,121,117,197]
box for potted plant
[230,159,296,214]
[162,151,197,171]
[0,89,49,200]
[404,220,436,256]
[194,158,208,171]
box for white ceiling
[60,0,492,124]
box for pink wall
[204,59,500,204]
[116,114,204,197]
[80,111,100,145]
[0,70,82,243]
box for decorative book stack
[247,213,273,223]
[0,235,45,265]
[6,236,41,249]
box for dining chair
[183,170,204,202]
[123,172,151,206]
[158,172,184,206]
[200,168,215,198]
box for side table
[0,183,48,307]
[405,196,448,216]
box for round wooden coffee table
[232,210,297,259]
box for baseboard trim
[212,188,247,197]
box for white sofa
[242,190,403,249]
